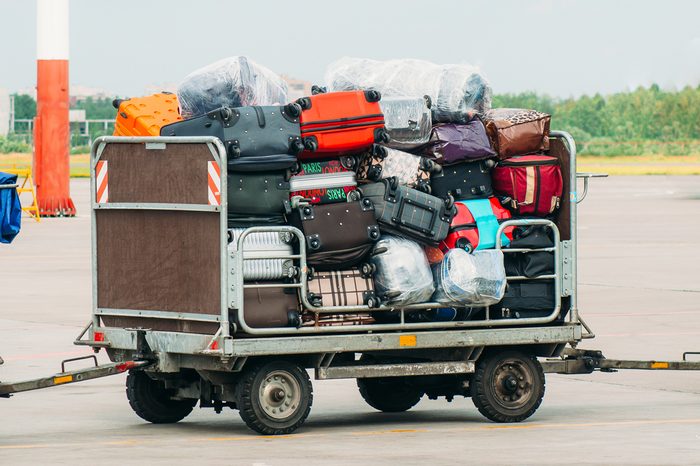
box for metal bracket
[575,172,608,204]
[560,240,573,297]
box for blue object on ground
[0,172,22,244]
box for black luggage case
[288,198,381,270]
[227,171,289,227]
[430,159,495,201]
[360,178,455,246]
[504,225,555,278]
[493,280,557,320]
[161,104,304,172]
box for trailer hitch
[542,348,700,374]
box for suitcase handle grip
[395,197,437,236]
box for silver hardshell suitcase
[228,229,294,280]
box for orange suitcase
[113,92,182,136]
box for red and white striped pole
[34,0,75,217]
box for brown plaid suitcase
[306,268,379,308]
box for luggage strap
[461,199,510,250]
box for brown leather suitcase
[306,268,379,307]
[241,286,300,328]
[289,198,381,270]
[483,108,550,159]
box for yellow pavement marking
[2,418,700,450]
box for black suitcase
[360,178,455,246]
[227,171,289,227]
[288,198,381,270]
[504,225,555,278]
[493,280,557,320]
[430,159,495,201]
[161,104,304,172]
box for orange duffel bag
[113,92,182,136]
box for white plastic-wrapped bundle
[432,249,506,306]
[325,57,492,122]
[379,96,432,149]
[370,235,435,306]
[177,56,289,118]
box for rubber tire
[471,350,545,423]
[236,361,313,435]
[126,370,196,424]
[357,377,423,413]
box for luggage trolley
[2,133,699,435]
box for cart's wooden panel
[549,137,571,241]
[98,142,215,204]
[100,316,219,334]
[96,210,220,315]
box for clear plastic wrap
[432,249,506,306]
[177,56,289,118]
[370,235,435,306]
[325,57,492,122]
[379,96,432,149]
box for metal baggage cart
[2,132,698,435]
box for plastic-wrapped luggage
[440,198,514,252]
[306,268,379,308]
[296,90,389,156]
[113,92,182,137]
[325,57,492,122]
[288,198,381,270]
[356,145,439,193]
[492,155,563,216]
[379,96,432,150]
[430,159,495,201]
[483,108,551,159]
[423,119,495,165]
[161,104,304,172]
[361,178,455,246]
[228,229,294,280]
[369,236,435,306]
[432,249,507,306]
[177,56,288,118]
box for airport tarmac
[1,176,699,465]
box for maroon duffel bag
[492,155,563,216]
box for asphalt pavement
[1,177,699,465]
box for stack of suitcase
[112,56,565,329]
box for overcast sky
[1,0,699,98]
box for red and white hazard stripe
[96,161,108,203]
[208,161,221,206]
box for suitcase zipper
[499,157,558,167]
[300,119,385,134]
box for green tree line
[4,84,700,155]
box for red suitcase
[296,90,389,158]
[492,155,563,216]
[440,197,515,253]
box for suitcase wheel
[444,194,455,210]
[308,292,322,307]
[365,296,380,309]
[367,165,383,181]
[370,144,387,158]
[290,161,301,175]
[290,138,305,155]
[219,107,233,121]
[455,238,474,253]
[283,103,302,118]
[367,225,380,241]
[374,128,391,144]
[347,190,361,202]
[423,94,432,109]
[387,176,399,191]
[303,137,318,152]
[340,155,357,171]
[416,180,431,194]
[311,85,327,95]
[308,237,321,250]
[229,144,242,159]
[296,97,312,110]
[364,89,382,103]
[360,262,377,279]
[484,158,497,169]
[286,266,300,279]
[287,311,301,328]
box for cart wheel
[470,350,545,423]
[126,370,197,424]
[236,360,313,435]
[357,376,423,413]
